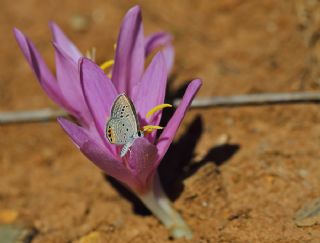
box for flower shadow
[158,115,240,201]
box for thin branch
[1,92,320,125]
[0,109,67,124]
[174,92,320,107]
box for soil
[1,0,320,242]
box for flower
[13,6,174,129]
[14,5,202,239]
[59,56,201,193]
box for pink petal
[127,137,158,190]
[132,52,168,131]
[49,22,82,62]
[145,32,174,72]
[79,58,118,154]
[161,44,174,74]
[112,6,145,96]
[13,28,73,112]
[53,43,91,125]
[57,117,90,148]
[58,117,137,189]
[155,79,202,167]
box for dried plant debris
[295,198,320,227]
[0,225,37,243]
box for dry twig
[1,92,320,124]
[0,109,67,124]
[174,92,320,107]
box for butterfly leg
[120,139,135,157]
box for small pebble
[79,231,102,243]
[295,198,320,227]
[298,169,309,178]
[202,201,208,207]
[215,134,230,146]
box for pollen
[100,59,114,71]
[143,125,163,133]
[146,104,172,119]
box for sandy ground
[1,0,320,242]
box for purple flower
[58,56,201,194]
[14,6,201,239]
[14,6,174,129]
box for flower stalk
[137,173,193,239]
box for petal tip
[79,56,91,70]
[13,27,25,42]
[128,5,141,14]
[49,21,61,35]
[190,78,202,89]
[48,20,57,28]
[13,27,21,35]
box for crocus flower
[14,6,201,239]
[14,6,174,129]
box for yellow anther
[113,43,117,50]
[100,59,114,71]
[143,125,163,133]
[146,104,172,119]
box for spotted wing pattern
[106,94,140,145]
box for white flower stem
[137,173,193,239]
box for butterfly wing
[106,94,140,145]
[106,118,136,144]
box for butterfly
[106,93,144,157]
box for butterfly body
[106,94,144,157]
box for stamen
[86,47,96,61]
[100,59,114,70]
[146,104,172,119]
[143,125,163,133]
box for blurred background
[1,0,320,242]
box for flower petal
[128,137,158,191]
[112,6,144,95]
[53,42,91,125]
[132,52,168,129]
[58,117,137,189]
[13,28,72,111]
[155,79,202,166]
[79,57,118,154]
[49,22,82,62]
[145,32,173,55]
[145,32,174,72]
[161,44,174,74]
[57,117,90,148]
